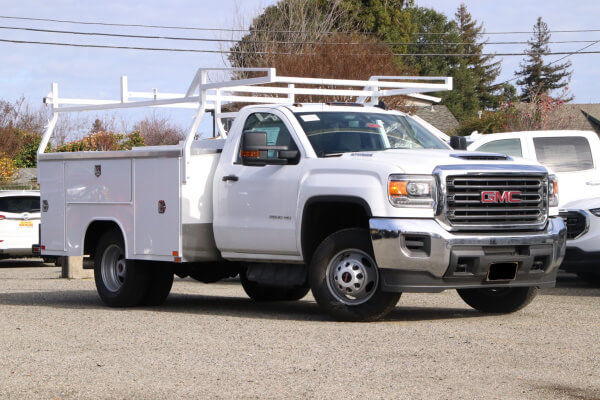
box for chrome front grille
[444,174,548,230]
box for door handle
[586,180,600,186]
[222,175,239,182]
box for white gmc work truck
[38,68,566,321]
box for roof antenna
[375,100,388,110]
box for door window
[475,139,523,157]
[533,136,594,172]
[0,196,40,214]
[238,112,298,162]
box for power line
[498,38,600,86]
[0,38,278,54]
[1,25,600,48]
[3,37,600,57]
[2,14,600,36]
[0,14,343,34]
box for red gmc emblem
[481,191,521,203]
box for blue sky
[0,0,598,136]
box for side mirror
[450,135,468,150]
[241,131,298,166]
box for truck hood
[338,149,546,174]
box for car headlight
[589,208,600,217]
[548,175,559,207]
[388,174,436,208]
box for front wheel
[309,228,401,322]
[457,287,538,313]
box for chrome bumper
[369,217,567,292]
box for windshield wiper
[321,152,344,158]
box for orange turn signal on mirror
[553,180,558,195]
[389,181,408,196]
[241,150,260,158]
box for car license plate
[19,221,33,227]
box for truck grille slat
[452,199,541,204]
[444,174,548,230]
[451,207,542,212]
[450,184,541,189]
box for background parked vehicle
[467,130,600,206]
[559,197,600,285]
[0,191,41,259]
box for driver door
[213,111,303,257]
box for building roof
[574,104,600,132]
[412,105,459,134]
[518,103,600,133]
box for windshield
[294,111,449,156]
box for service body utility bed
[38,68,566,321]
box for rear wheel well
[84,221,124,258]
[301,197,371,264]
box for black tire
[240,269,310,301]
[94,230,149,307]
[576,271,600,286]
[457,286,538,313]
[309,228,401,322]
[141,264,174,306]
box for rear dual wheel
[94,230,173,307]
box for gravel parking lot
[0,260,599,400]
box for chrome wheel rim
[101,244,126,292]
[326,249,379,306]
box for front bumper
[370,217,566,292]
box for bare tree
[227,0,353,77]
[133,113,185,146]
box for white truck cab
[37,68,566,321]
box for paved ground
[0,260,599,400]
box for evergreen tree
[407,6,482,120]
[454,3,501,109]
[516,17,572,102]
[498,83,518,104]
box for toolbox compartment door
[133,157,181,257]
[39,161,66,252]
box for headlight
[548,175,559,207]
[388,174,436,208]
[589,208,600,217]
